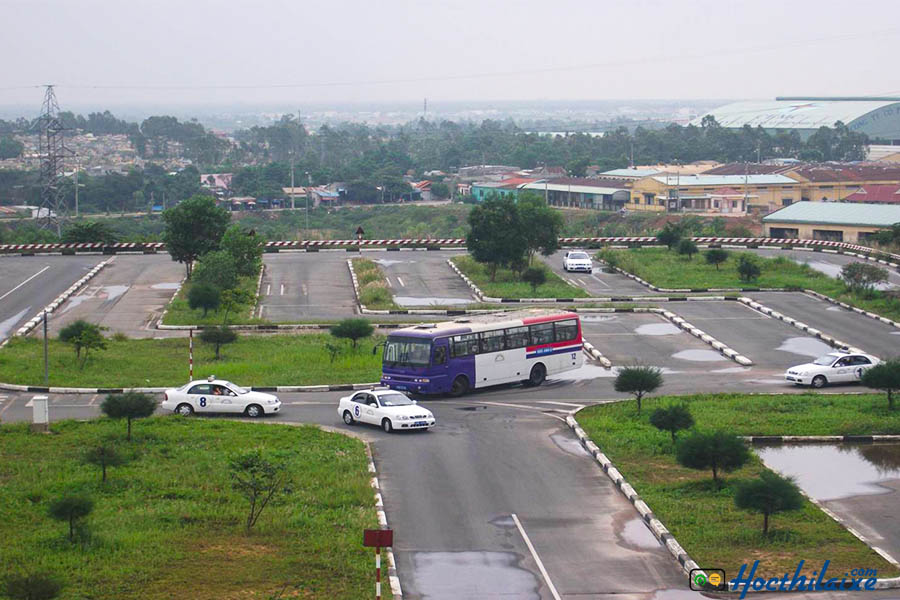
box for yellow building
[762,201,900,243]
[626,174,802,214]
[785,164,900,204]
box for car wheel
[175,403,194,416]
[382,418,393,433]
[343,410,355,425]
[811,375,827,389]
[244,404,264,418]
[527,363,547,387]
[449,375,469,397]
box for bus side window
[433,345,447,365]
[555,319,579,342]
[529,322,554,345]
[505,326,529,348]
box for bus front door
[432,341,450,393]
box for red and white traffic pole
[375,546,381,600]
[189,329,194,381]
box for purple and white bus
[380,309,584,396]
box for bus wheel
[527,363,546,387]
[449,375,469,397]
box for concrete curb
[155,276,187,329]
[13,258,112,339]
[743,434,900,444]
[801,289,900,330]
[580,340,612,368]
[652,308,754,366]
[253,262,266,319]
[365,448,404,597]
[737,297,870,356]
[602,263,792,294]
[0,381,381,395]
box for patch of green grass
[577,393,900,580]
[0,333,383,387]
[162,275,263,326]
[598,247,900,321]
[0,418,387,599]
[452,255,589,299]
[352,258,399,310]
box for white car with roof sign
[162,377,281,417]
[338,388,435,433]
[784,351,880,388]
[563,250,593,273]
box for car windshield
[230,384,249,394]
[569,252,589,260]
[813,355,837,366]
[379,393,415,407]
[383,336,432,368]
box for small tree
[325,342,342,364]
[199,325,238,360]
[74,325,107,370]
[100,392,157,441]
[220,287,255,326]
[83,444,126,483]
[330,318,374,350]
[2,573,63,600]
[656,222,683,250]
[734,470,804,535]
[192,250,239,292]
[676,431,750,487]
[221,224,264,277]
[614,365,663,413]
[704,248,729,271]
[230,449,292,530]
[522,267,547,293]
[48,494,93,542]
[187,283,222,317]
[162,194,231,278]
[861,358,900,410]
[58,320,106,359]
[677,239,698,260]
[840,262,888,297]
[649,404,694,442]
[736,255,761,283]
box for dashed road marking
[0,265,51,301]
[301,284,308,296]
[265,284,271,295]
[396,276,405,287]
[590,274,610,288]
[280,283,285,296]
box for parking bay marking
[511,513,563,600]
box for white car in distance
[563,250,593,273]
[162,377,281,417]
[784,352,880,388]
[338,388,435,433]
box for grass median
[598,247,900,321]
[162,275,262,326]
[0,418,387,599]
[0,333,383,388]
[577,393,900,580]
[352,258,398,310]
[451,255,589,299]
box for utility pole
[37,85,68,234]
[305,171,311,237]
[74,155,79,218]
[290,152,296,210]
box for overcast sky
[1,0,898,110]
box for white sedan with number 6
[162,377,281,418]
[338,389,435,433]
[784,352,880,388]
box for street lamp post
[304,172,311,239]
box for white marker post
[189,329,194,381]
[31,395,49,433]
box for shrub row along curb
[10,259,112,342]
[366,447,404,597]
[801,289,900,330]
[654,309,754,366]
[0,382,381,395]
[565,411,702,579]
[737,297,870,356]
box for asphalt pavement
[539,250,651,297]
[371,250,476,307]
[258,251,358,321]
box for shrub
[736,255,761,283]
[596,249,619,269]
[359,283,392,308]
[840,262,889,297]
[656,222,683,250]
[192,250,239,291]
[330,318,374,349]
[734,470,804,535]
[220,225,263,277]
[58,320,106,360]
[2,573,63,600]
[676,431,750,487]
[83,444,126,483]
[230,449,293,530]
[48,494,93,542]
[676,239,698,260]
[522,267,547,293]
[704,248,729,270]
[100,392,157,441]
[649,404,694,442]
[613,365,663,413]
[187,283,222,317]
[199,325,238,359]
[861,358,900,410]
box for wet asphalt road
[371,250,476,307]
[258,251,358,321]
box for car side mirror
[412,400,417,404]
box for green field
[576,393,900,579]
[0,418,387,599]
[161,275,262,326]
[598,247,900,321]
[0,333,382,387]
[451,255,589,299]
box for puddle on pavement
[826,306,843,312]
[394,296,473,306]
[550,433,589,457]
[0,307,31,339]
[756,443,900,501]
[580,314,617,322]
[151,282,180,290]
[489,515,516,528]
[619,517,661,549]
[373,258,408,267]
[710,366,752,374]
[650,589,708,600]
[102,285,129,301]
[672,349,727,362]
[635,323,681,336]
[777,336,833,358]
[61,295,91,313]
[548,364,618,381]
[409,551,540,599]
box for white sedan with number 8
[162,377,281,418]
[338,389,435,433]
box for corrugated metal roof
[651,174,797,186]
[520,182,627,195]
[762,201,900,227]
[600,168,664,178]
[691,100,900,130]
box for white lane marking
[386,277,393,288]
[0,266,51,301]
[466,400,566,421]
[511,513,562,600]
[301,284,308,296]
[265,284,271,295]
[89,394,98,406]
[25,399,34,408]
[280,283,285,296]
[536,400,584,408]
[0,397,14,417]
[396,276,405,287]
[590,273,610,288]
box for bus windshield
[383,336,432,368]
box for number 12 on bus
[379,310,584,397]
